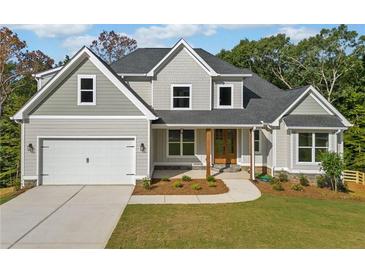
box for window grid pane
[80,91,93,103]
[173,86,190,108]
[168,130,194,156]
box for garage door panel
[41,138,135,185]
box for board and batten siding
[153,129,205,164]
[124,76,152,105]
[213,77,243,109]
[290,93,329,115]
[23,119,149,178]
[152,47,211,110]
[30,58,143,116]
[275,120,290,168]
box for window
[254,130,261,153]
[78,75,96,105]
[171,85,191,109]
[217,85,233,108]
[168,129,195,156]
[298,133,329,163]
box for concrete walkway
[0,185,133,249]
[129,179,261,204]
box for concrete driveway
[0,185,133,249]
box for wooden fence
[343,170,365,185]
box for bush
[319,151,344,192]
[161,176,170,181]
[299,174,309,186]
[272,182,284,191]
[208,181,217,187]
[182,175,192,182]
[206,175,216,182]
[142,177,151,190]
[291,184,304,191]
[172,180,183,188]
[269,177,280,185]
[316,175,330,188]
[191,183,202,190]
[278,170,289,182]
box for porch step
[212,164,241,173]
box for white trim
[146,39,218,77]
[151,78,154,107]
[166,129,196,158]
[250,128,255,180]
[21,122,25,187]
[219,74,252,77]
[23,176,38,180]
[290,130,294,170]
[272,129,277,176]
[36,136,137,185]
[216,84,234,109]
[241,80,244,109]
[152,124,263,129]
[254,129,262,154]
[77,74,96,106]
[13,47,158,121]
[33,66,62,78]
[29,115,147,120]
[287,126,347,130]
[271,85,352,127]
[147,120,151,177]
[296,132,330,164]
[154,162,194,166]
[170,84,192,110]
[209,77,212,110]
[118,73,147,77]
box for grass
[107,194,365,248]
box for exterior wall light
[27,143,34,153]
[140,143,145,152]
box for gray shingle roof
[110,48,249,75]
[283,115,346,128]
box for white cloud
[14,24,91,38]
[277,26,318,42]
[61,34,96,53]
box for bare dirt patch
[255,180,365,202]
[133,178,229,195]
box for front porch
[151,127,264,180]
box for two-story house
[12,39,351,186]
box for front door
[214,129,237,164]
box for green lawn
[107,194,365,248]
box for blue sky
[7,24,365,63]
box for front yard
[107,183,365,248]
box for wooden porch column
[206,128,212,178]
[249,128,256,180]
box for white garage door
[41,138,135,185]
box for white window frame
[297,132,329,164]
[171,84,192,110]
[217,84,234,109]
[254,129,261,154]
[78,75,96,105]
[167,129,196,157]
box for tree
[90,30,137,64]
[0,27,54,113]
[319,152,344,192]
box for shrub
[182,175,192,182]
[142,177,151,190]
[206,175,216,182]
[172,180,183,188]
[272,182,284,191]
[319,151,344,192]
[316,175,330,188]
[191,183,202,190]
[299,174,309,186]
[291,184,304,191]
[278,170,289,182]
[208,181,217,187]
[269,177,280,185]
[161,176,170,181]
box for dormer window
[217,84,233,108]
[78,75,96,105]
[171,84,192,110]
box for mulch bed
[133,178,229,195]
[255,180,365,202]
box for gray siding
[275,120,290,168]
[213,77,243,109]
[153,47,211,110]
[240,129,272,166]
[124,76,152,105]
[290,93,329,115]
[30,59,143,116]
[23,119,149,178]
